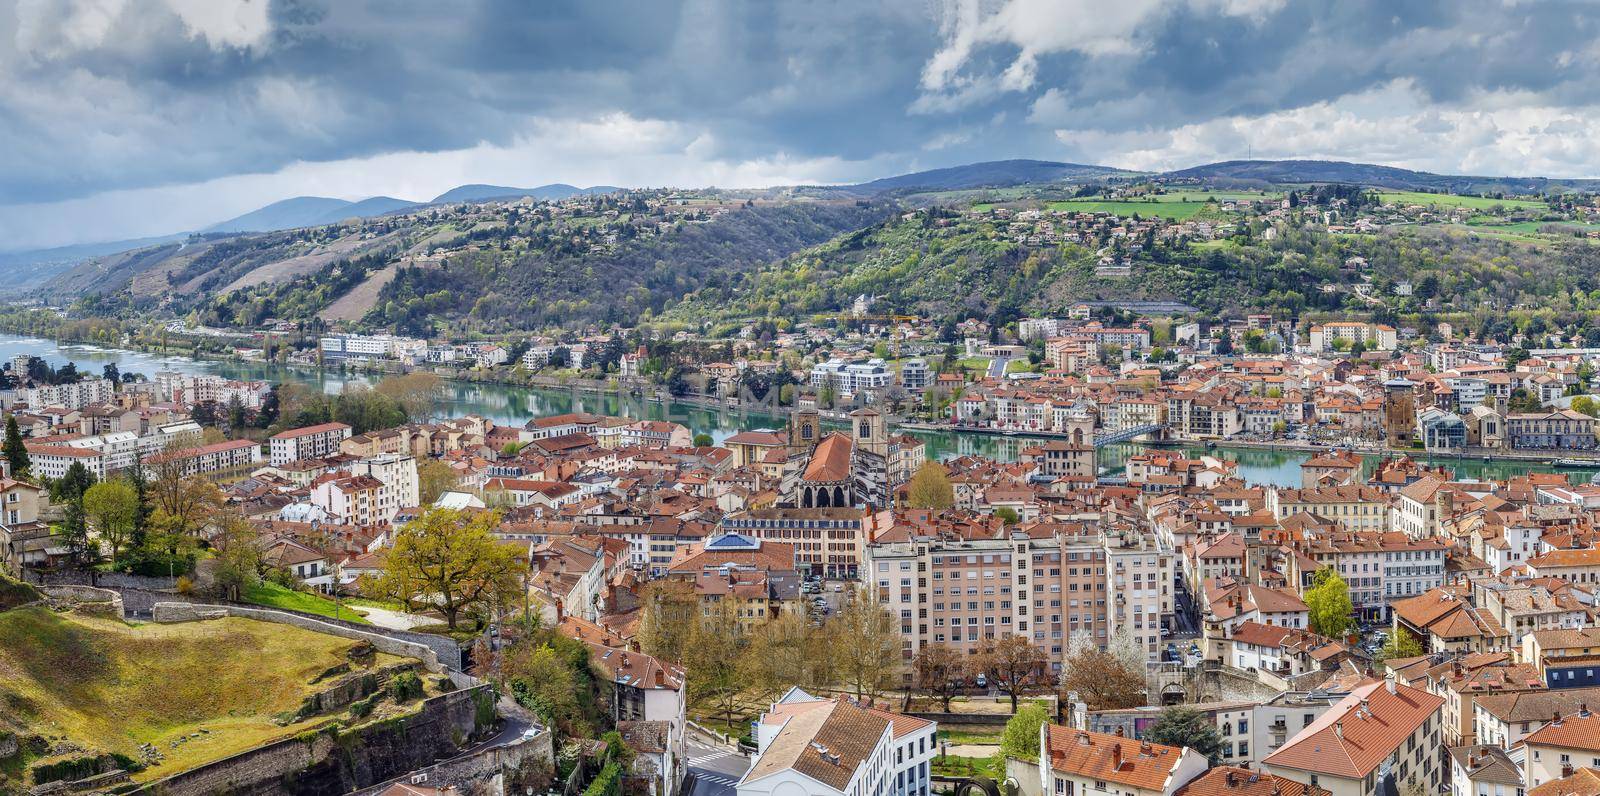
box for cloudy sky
[6,0,1600,251]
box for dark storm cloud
[7,0,1600,214]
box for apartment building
[1507,410,1597,450]
[1266,485,1391,532]
[269,422,353,465]
[1261,676,1445,796]
[1307,322,1398,352]
[10,377,115,410]
[865,520,1171,672]
[721,506,880,579]
[741,687,935,796]
[143,438,262,482]
[1038,726,1208,796]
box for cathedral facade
[777,407,892,510]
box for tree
[1059,631,1146,711]
[740,612,817,699]
[417,458,460,505]
[684,599,747,729]
[378,507,522,629]
[227,394,247,429]
[914,643,968,712]
[692,433,714,448]
[994,507,1020,525]
[505,642,585,737]
[830,585,902,701]
[3,415,28,476]
[375,372,445,421]
[636,579,698,663]
[1145,706,1224,764]
[1573,395,1599,418]
[83,480,139,565]
[1377,631,1425,661]
[209,510,262,601]
[999,702,1049,762]
[148,457,225,538]
[978,635,1047,712]
[906,461,955,510]
[1305,568,1356,638]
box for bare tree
[978,634,1047,713]
[914,643,969,712]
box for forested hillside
[665,206,1600,328]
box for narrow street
[682,735,751,796]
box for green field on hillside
[1046,200,1210,219]
[1379,191,1548,210]
[0,607,409,784]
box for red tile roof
[1044,725,1191,791]
[1262,678,1443,779]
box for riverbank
[4,333,1588,487]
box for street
[987,356,1011,379]
[682,736,751,796]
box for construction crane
[836,312,920,362]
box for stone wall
[153,602,460,674]
[40,585,123,617]
[346,726,555,796]
[128,686,499,796]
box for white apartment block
[269,422,353,465]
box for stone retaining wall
[128,686,497,796]
[153,602,455,674]
[40,585,123,618]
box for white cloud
[161,0,272,51]
[1050,79,1600,177]
[0,112,889,251]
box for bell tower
[789,408,820,455]
[850,407,887,458]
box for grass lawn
[1006,359,1038,374]
[956,356,991,371]
[243,581,371,625]
[0,607,409,782]
[1379,191,1547,210]
[938,727,1005,745]
[1047,200,1209,220]
[932,753,1001,779]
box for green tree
[1146,706,1224,764]
[999,702,1050,761]
[1305,568,1356,638]
[1377,632,1425,661]
[906,461,955,510]
[3,415,28,476]
[692,433,714,447]
[1573,395,1599,418]
[83,480,139,565]
[377,507,522,629]
[994,507,1020,525]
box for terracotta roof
[801,433,853,483]
[1176,767,1327,796]
[744,700,891,792]
[1262,678,1444,779]
[1524,709,1600,753]
[1044,725,1191,791]
[1530,768,1600,796]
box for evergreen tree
[3,415,29,476]
[127,463,153,550]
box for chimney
[1554,710,1563,726]
[1225,772,1238,787]
[1333,720,1343,740]
[1584,703,1592,718]
[1385,671,1397,695]
[1111,744,1122,770]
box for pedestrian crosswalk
[687,750,741,767]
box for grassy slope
[1047,200,1209,219]
[1378,191,1547,210]
[0,607,403,780]
[243,581,371,624]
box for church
[776,407,892,510]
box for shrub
[389,671,424,703]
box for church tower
[789,408,820,455]
[850,407,887,459]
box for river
[3,334,1585,488]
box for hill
[0,234,190,295]
[1163,159,1600,194]
[0,606,418,789]
[203,196,356,233]
[830,159,1131,196]
[664,204,1600,325]
[428,183,620,203]
[313,195,419,224]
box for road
[987,357,1011,379]
[683,736,751,796]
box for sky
[7,0,1600,251]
